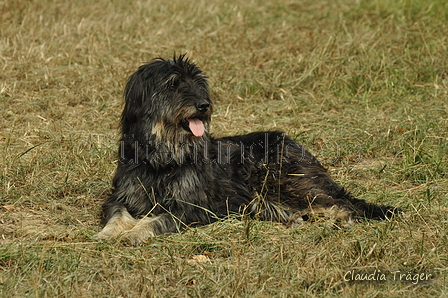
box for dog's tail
[336,188,401,220]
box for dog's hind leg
[287,190,400,228]
[247,197,293,223]
[333,188,400,220]
[284,192,357,228]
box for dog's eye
[169,79,179,90]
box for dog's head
[122,54,212,145]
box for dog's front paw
[96,220,158,246]
[95,207,141,242]
[120,228,155,246]
[94,225,124,241]
[94,227,154,246]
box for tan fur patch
[95,208,138,240]
[151,121,166,142]
[121,216,161,245]
[287,205,354,228]
[95,209,164,245]
[307,205,354,223]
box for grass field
[1,0,447,296]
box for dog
[96,54,398,245]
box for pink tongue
[187,118,205,137]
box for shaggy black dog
[96,55,398,245]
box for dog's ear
[121,72,143,127]
[122,64,158,128]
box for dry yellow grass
[1,0,447,296]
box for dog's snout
[196,100,210,112]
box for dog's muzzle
[179,100,211,137]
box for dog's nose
[196,100,210,112]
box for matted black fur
[96,55,398,245]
